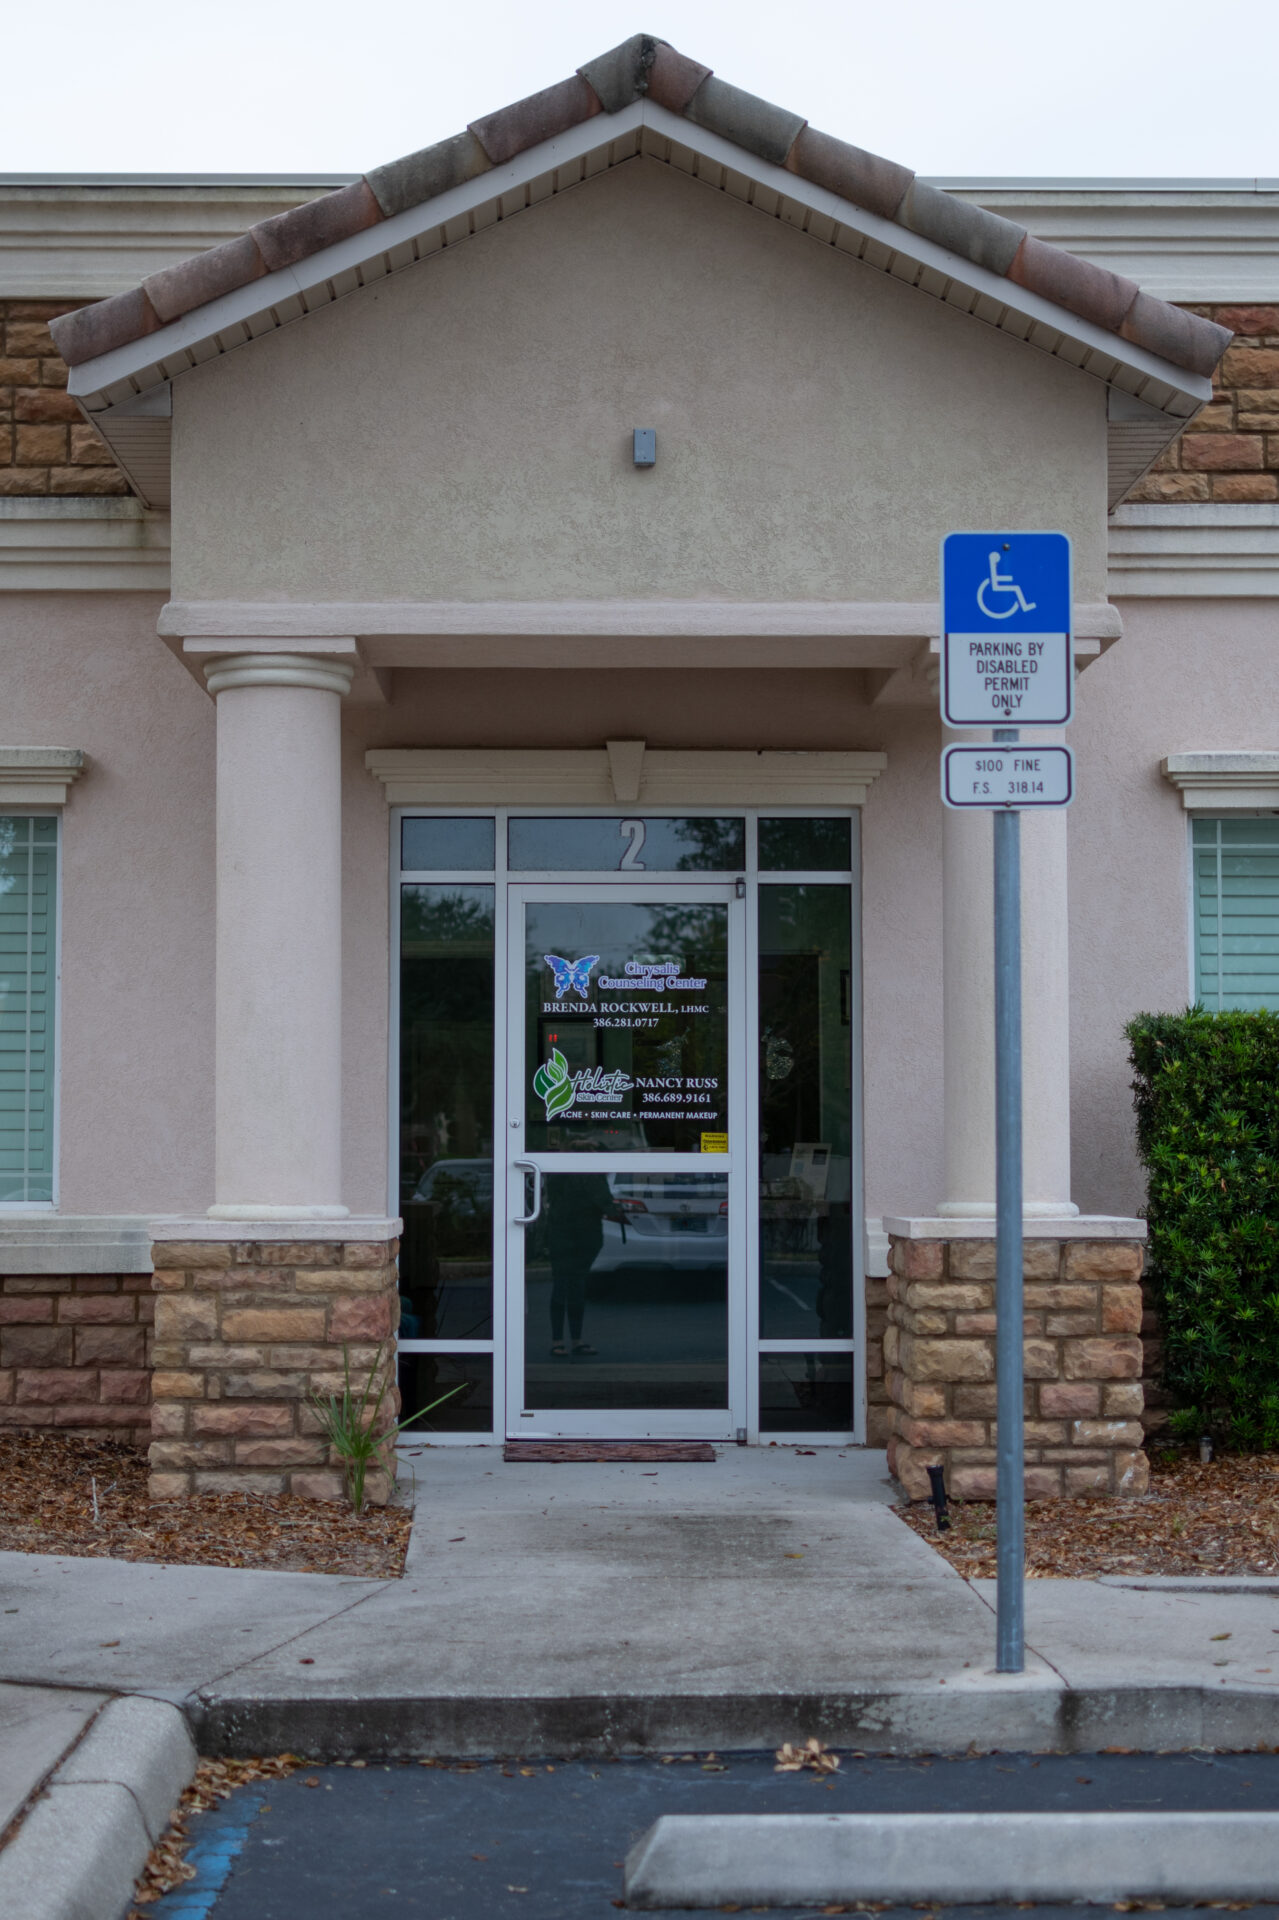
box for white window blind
[1193,817,1279,1012]
[0,817,57,1203]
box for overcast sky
[7,0,1277,179]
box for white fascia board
[68,99,1210,419]
[158,598,1124,643]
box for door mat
[502,1441,717,1463]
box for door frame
[389,806,865,1446]
[503,880,746,1440]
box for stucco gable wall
[170,157,1109,605]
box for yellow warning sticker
[700,1132,728,1154]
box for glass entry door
[505,885,745,1438]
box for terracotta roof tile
[49,285,161,365]
[1008,234,1138,335]
[252,179,383,274]
[644,41,712,113]
[1120,290,1231,382]
[469,73,602,168]
[785,127,911,223]
[682,74,806,170]
[49,34,1229,389]
[366,130,491,221]
[897,180,1025,277]
[577,32,656,113]
[143,232,266,326]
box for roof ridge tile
[251,178,383,275]
[469,72,602,169]
[644,41,712,113]
[366,129,491,222]
[785,127,912,223]
[577,32,657,113]
[1008,232,1138,334]
[45,33,1232,389]
[896,179,1025,277]
[682,74,806,171]
[143,230,266,326]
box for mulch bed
[0,1433,410,1578]
[898,1450,1279,1578]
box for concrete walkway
[1,1447,1276,1757]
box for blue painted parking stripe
[154,1805,258,1917]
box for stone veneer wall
[148,1237,400,1502]
[0,1274,152,1447]
[1129,304,1279,503]
[884,1234,1148,1501]
[866,1269,891,1445]
[0,300,127,495]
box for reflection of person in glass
[547,1175,613,1356]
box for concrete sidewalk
[0,1447,1276,1758]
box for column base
[882,1219,1149,1504]
[146,1219,401,1505]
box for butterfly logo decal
[544,954,599,1001]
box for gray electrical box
[632,428,656,467]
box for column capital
[203,652,355,697]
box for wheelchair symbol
[976,550,1037,620]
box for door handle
[513,1161,542,1226]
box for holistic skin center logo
[534,1048,577,1119]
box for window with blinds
[0,817,58,1204]
[1193,817,1279,1012]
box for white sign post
[939,531,1075,1679]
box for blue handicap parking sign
[941,531,1073,727]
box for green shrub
[1127,1009,1279,1450]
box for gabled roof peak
[49,32,1229,388]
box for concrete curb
[0,1696,197,1920]
[623,1810,1279,1909]
[189,1680,1279,1760]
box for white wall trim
[366,747,888,808]
[1162,752,1279,811]
[0,1214,153,1274]
[1109,504,1279,598]
[150,1215,402,1243]
[0,748,84,806]
[0,499,171,592]
[883,1214,1147,1240]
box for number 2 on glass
[618,819,647,870]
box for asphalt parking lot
[151,1748,1279,1920]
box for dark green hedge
[1127,1009,1279,1450]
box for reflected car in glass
[593,1171,729,1274]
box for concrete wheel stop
[623,1810,1279,1909]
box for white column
[939,731,1075,1219]
[204,653,354,1219]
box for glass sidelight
[756,878,855,1432]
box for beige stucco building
[2,35,1276,1498]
